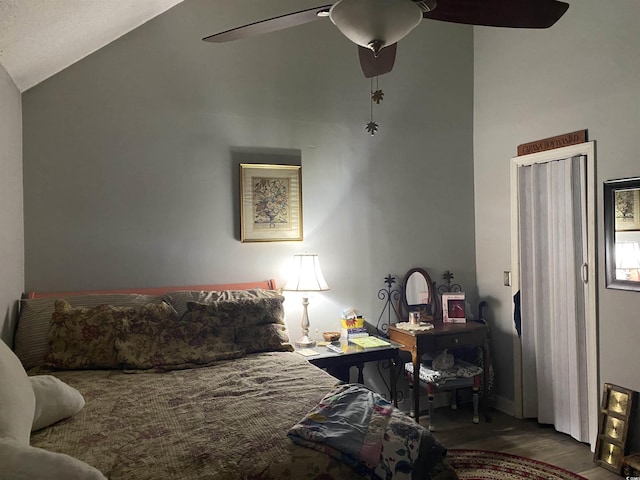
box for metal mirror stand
[396,267,439,322]
[604,177,640,291]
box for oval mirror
[396,267,438,322]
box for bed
[5,279,457,480]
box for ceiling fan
[203,0,570,79]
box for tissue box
[341,316,364,329]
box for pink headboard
[24,279,278,299]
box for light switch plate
[503,271,512,287]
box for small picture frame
[594,383,636,474]
[239,164,303,242]
[442,292,466,323]
[614,189,640,231]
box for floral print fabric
[116,302,245,371]
[288,383,449,480]
[45,300,129,369]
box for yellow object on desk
[341,316,364,329]
[350,337,390,348]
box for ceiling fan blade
[203,5,333,43]
[423,0,569,28]
[358,43,397,78]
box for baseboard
[493,394,516,416]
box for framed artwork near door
[594,383,636,474]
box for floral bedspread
[30,353,456,480]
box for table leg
[356,363,364,384]
[390,355,398,407]
[412,347,420,422]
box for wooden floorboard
[421,405,620,480]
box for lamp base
[295,336,316,348]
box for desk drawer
[433,330,484,350]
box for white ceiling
[0,0,184,92]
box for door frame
[509,141,598,449]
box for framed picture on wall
[239,164,303,242]
[615,189,640,231]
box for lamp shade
[616,242,640,269]
[329,0,423,52]
[284,254,329,292]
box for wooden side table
[301,339,401,406]
[388,321,489,422]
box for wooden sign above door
[517,129,587,156]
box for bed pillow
[44,300,133,370]
[189,296,286,326]
[0,437,107,480]
[116,302,245,371]
[15,294,163,369]
[235,324,294,353]
[30,375,85,431]
[0,340,35,445]
[186,296,290,353]
[162,288,280,318]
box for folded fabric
[405,359,483,386]
[288,383,447,480]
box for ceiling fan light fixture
[329,0,422,52]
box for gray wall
[0,63,24,346]
[21,0,476,342]
[474,0,640,407]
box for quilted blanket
[289,383,449,480]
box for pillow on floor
[0,340,35,445]
[0,437,107,480]
[30,375,85,431]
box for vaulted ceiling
[0,0,183,92]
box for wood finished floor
[420,405,620,480]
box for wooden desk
[388,321,489,422]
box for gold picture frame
[239,164,303,242]
[594,383,636,474]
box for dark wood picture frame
[594,383,636,473]
[604,177,640,291]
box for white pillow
[30,375,85,431]
[0,437,107,480]
[0,340,35,445]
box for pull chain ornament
[366,76,383,135]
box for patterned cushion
[15,294,163,369]
[185,296,285,326]
[235,323,294,354]
[162,289,280,318]
[404,359,483,386]
[185,296,290,353]
[44,300,136,370]
[116,302,245,371]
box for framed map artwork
[239,164,303,242]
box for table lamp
[284,254,329,348]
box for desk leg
[482,339,493,422]
[356,363,365,384]
[412,347,420,422]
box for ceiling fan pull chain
[366,76,379,135]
